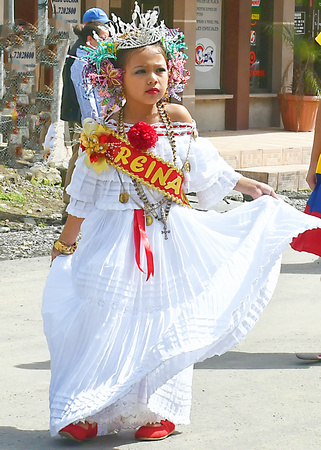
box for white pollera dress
[42,120,321,436]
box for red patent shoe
[135,420,175,441]
[86,422,98,438]
[59,422,98,441]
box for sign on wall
[195,0,222,90]
[51,0,81,40]
[9,43,37,74]
[294,11,305,34]
[52,0,81,26]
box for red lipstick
[146,88,159,94]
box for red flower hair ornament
[127,122,158,152]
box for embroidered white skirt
[42,196,321,436]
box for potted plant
[270,24,321,132]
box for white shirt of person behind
[70,47,102,124]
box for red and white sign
[250,30,256,45]
[250,51,256,65]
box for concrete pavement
[1,126,321,449]
[203,127,314,152]
[206,127,315,191]
[1,246,321,450]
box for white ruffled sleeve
[184,136,242,210]
[66,152,103,218]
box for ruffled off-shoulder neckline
[106,118,196,136]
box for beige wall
[85,0,110,13]
[195,95,233,132]
[249,95,279,129]
[195,98,225,132]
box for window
[250,0,273,92]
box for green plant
[267,23,321,96]
[0,190,25,204]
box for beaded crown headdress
[80,2,190,117]
[110,2,163,49]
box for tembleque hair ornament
[80,1,190,116]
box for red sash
[81,127,190,207]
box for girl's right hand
[51,248,61,263]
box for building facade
[5,0,319,132]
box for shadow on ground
[281,258,321,275]
[15,360,50,370]
[0,427,143,449]
[194,351,321,370]
[15,354,320,373]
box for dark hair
[73,21,107,45]
[114,42,167,70]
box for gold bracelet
[53,239,77,255]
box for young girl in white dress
[42,2,321,442]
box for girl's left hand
[235,177,278,200]
[252,182,278,199]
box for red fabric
[134,209,154,281]
[291,204,321,256]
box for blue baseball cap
[82,8,110,24]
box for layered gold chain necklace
[117,101,178,239]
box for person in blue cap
[60,8,111,211]
[82,7,110,24]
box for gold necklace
[117,107,130,204]
[155,101,177,167]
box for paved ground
[1,128,321,449]
[1,245,321,450]
[203,127,314,152]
